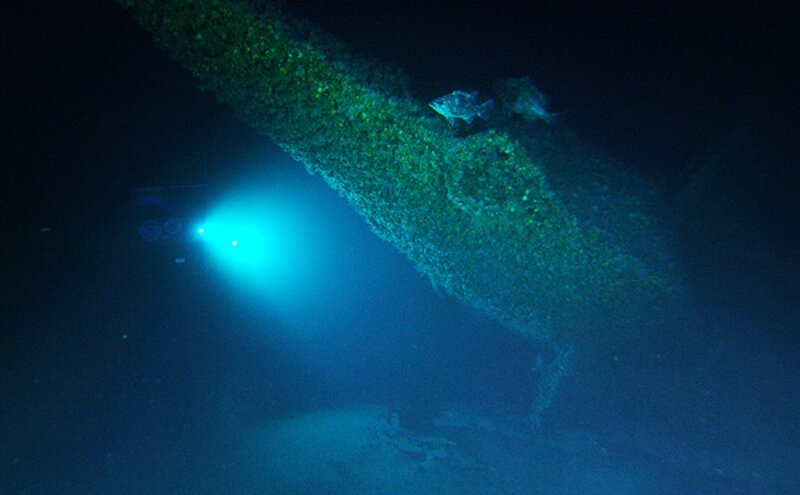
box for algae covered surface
[117,0,681,347]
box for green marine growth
[118,0,680,350]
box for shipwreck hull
[119,0,681,348]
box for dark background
[2,1,798,493]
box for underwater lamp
[195,185,323,300]
[191,171,382,340]
[197,213,293,276]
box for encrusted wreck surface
[118,0,681,347]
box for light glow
[197,179,324,306]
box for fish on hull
[428,90,494,126]
[494,76,563,124]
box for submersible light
[195,181,326,306]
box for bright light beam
[198,195,315,291]
[195,168,376,345]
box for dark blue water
[3,1,798,493]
